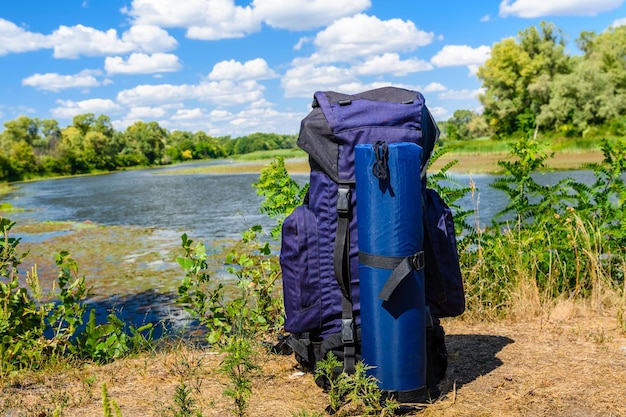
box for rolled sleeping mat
[354,141,427,402]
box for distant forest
[0,114,296,182]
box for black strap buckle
[341,319,355,344]
[337,185,351,215]
[410,251,425,270]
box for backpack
[278,87,464,400]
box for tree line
[441,22,626,140]
[0,113,296,182]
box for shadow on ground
[441,334,514,393]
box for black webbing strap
[333,183,356,374]
[358,251,425,302]
[285,334,311,363]
[423,223,447,304]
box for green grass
[231,148,307,161]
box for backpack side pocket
[280,205,323,333]
[423,188,465,318]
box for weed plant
[461,137,626,318]
[314,353,399,416]
[0,217,156,376]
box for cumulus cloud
[252,0,371,30]
[120,25,179,53]
[429,106,449,120]
[51,98,120,119]
[126,105,169,119]
[438,88,483,100]
[122,0,258,39]
[0,18,50,55]
[22,70,103,92]
[123,0,370,38]
[116,79,265,107]
[49,24,177,59]
[613,17,626,26]
[353,53,432,76]
[0,19,178,59]
[171,108,207,120]
[281,64,358,97]
[422,82,447,93]
[499,0,625,18]
[313,14,434,62]
[208,58,277,81]
[105,53,182,75]
[431,45,491,68]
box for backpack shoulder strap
[334,182,356,373]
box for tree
[538,25,626,134]
[445,109,473,140]
[477,22,572,137]
[123,121,167,165]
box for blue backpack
[278,87,464,397]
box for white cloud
[294,36,312,51]
[282,64,358,97]
[422,82,447,93]
[353,53,432,76]
[117,83,196,106]
[431,45,491,67]
[186,13,260,40]
[208,58,277,81]
[105,53,182,75]
[124,0,259,40]
[171,108,207,120]
[499,0,625,18]
[126,106,169,119]
[438,88,483,100]
[120,25,179,53]
[0,19,177,59]
[613,17,626,26]
[227,104,302,134]
[253,0,371,30]
[209,109,233,121]
[51,98,120,119]
[429,106,449,121]
[313,14,434,62]
[123,0,371,39]
[0,18,50,55]
[116,79,265,107]
[49,24,177,59]
[22,70,102,92]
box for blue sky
[1,0,625,137]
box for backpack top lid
[296,86,439,184]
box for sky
[1,0,625,138]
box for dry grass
[2,303,625,417]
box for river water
[5,162,597,235]
[6,162,274,241]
